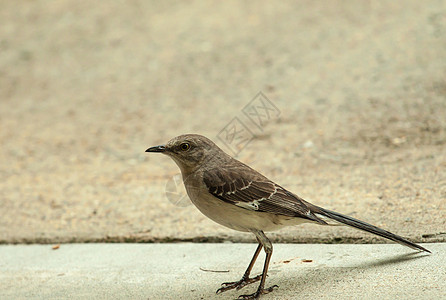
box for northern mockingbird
[146,134,430,299]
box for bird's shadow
[353,251,429,269]
[183,250,432,299]
[270,251,431,297]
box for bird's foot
[237,285,278,299]
[216,274,262,294]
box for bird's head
[146,134,225,174]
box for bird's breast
[183,175,292,232]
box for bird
[145,134,430,299]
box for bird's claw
[216,274,262,294]
[237,285,278,299]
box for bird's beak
[145,145,166,153]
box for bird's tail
[309,204,431,253]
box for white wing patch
[235,200,261,210]
[235,184,279,211]
[314,213,344,226]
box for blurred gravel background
[1,1,445,244]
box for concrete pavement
[1,243,444,299]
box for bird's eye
[180,143,191,151]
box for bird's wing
[202,167,327,224]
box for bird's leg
[237,231,278,299]
[216,242,263,294]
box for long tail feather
[311,205,431,253]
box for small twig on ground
[199,267,230,273]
